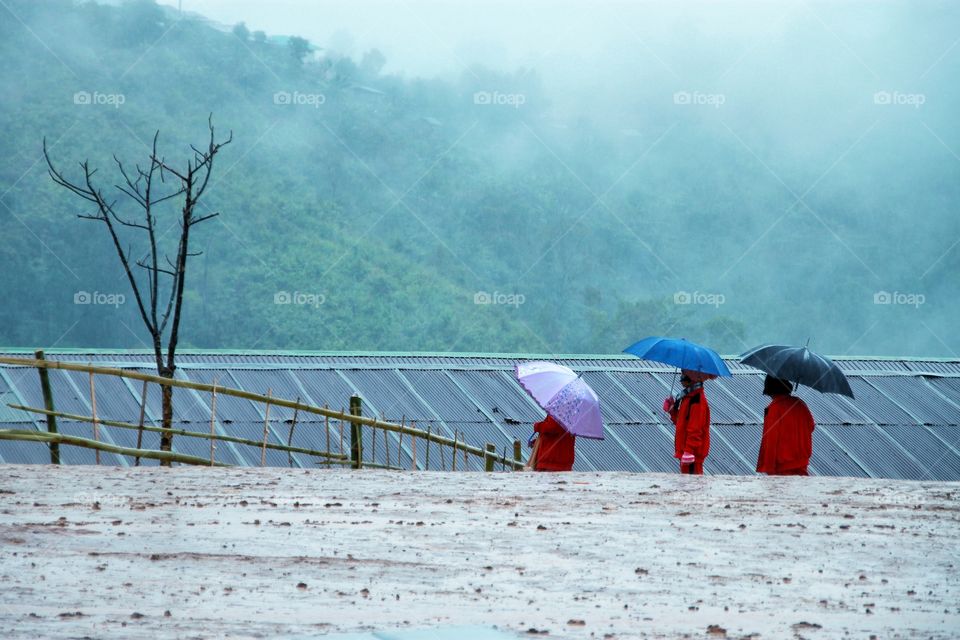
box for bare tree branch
[43,118,232,463]
[192,212,219,225]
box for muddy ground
[0,466,957,639]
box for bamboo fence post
[135,380,148,466]
[514,439,522,470]
[88,370,100,465]
[501,445,507,471]
[260,388,272,467]
[339,409,344,454]
[525,438,541,471]
[324,405,330,456]
[396,421,404,468]
[484,443,497,472]
[425,424,431,470]
[452,430,458,471]
[209,377,218,466]
[371,416,377,465]
[34,350,60,465]
[411,421,417,470]
[384,425,390,468]
[287,396,300,468]
[349,395,363,469]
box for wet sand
[0,465,957,639]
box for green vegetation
[0,0,955,356]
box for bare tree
[43,116,232,465]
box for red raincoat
[757,394,815,475]
[669,386,711,468]
[533,415,576,471]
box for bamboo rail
[0,429,229,467]
[9,404,348,462]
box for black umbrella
[739,344,855,399]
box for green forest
[0,0,957,356]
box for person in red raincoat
[757,375,815,476]
[664,371,711,474]
[528,414,576,471]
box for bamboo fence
[0,355,526,471]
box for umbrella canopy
[740,344,855,399]
[623,336,732,377]
[515,361,604,440]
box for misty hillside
[0,0,957,356]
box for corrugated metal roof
[0,425,53,464]
[711,375,765,422]
[928,425,960,451]
[865,377,960,426]
[808,428,868,477]
[0,371,33,423]
[605,372,672,425]
[793,385,868,425]
[579,371,651,424]
[701,433,755,476]
[820,425,927,480]
[47,421,127,466]
[713,425,760,466]
[343,369,439,422]
[288,369,358,413]
[445,370,542,423]
[926,377,960,407]
[609,424,677,474]
[399,370,489,424]
[703,379,761,425]
[904,360,960,375]
[877,425,960,482]
[2,350,959,479]
[846,378,917,426]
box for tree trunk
[159,367,175,466]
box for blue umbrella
[623,336,732,377]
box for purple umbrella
[515,361,604,440]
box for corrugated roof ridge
[1,348,958,363]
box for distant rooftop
[1,350,958,480]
